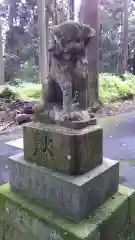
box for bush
[0,87,20,101]
[99,73,135,104]
[1,73,135,104]
[0,83,41,102]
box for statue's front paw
[60,111,83,122]
[33,103,44,115]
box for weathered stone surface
[23,122,103,174]
[15,114,32,125]
[0,194,64,240]
[34,21,95,122]
[90,192,128,240]
[60,118,97,129]
[8,153,119,222]
[34,113,97,129]
[118,185,135,224]
[0,184,132,240]
[0,184,100,240]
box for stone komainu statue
[34,21,95,121]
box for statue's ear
[49,26,62,39]
[48,26,64,54]
[81,24,95,47]
[48,27,61,52]
[82,24,95,38]
[48,29,56,52]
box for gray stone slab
[8,153,119,222]
[6,138,23,149]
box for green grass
[0,83,42,101]
[1,72,135,104]
[11,83,42,100]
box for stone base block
[23,122,103,175]
[8,153,119,222]
[0,184,134,240]
[119,185,135,224]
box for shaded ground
[0,131,22,184]
[0,98,135,135]
[99,110,135,188]
[0,100,37,135]
[96,98,135,118]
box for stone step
[8,153,119,222]
[5,138,23,149]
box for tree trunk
[117,0,128,75]
[133,49,135,75]
[8,0,17,28]
[99,23,103,73]
[37,0,49,86]
[0,23,4,85]
[52,0,57,25]
[59,1,65,23]
[117,9,123,75]
[69,0,74,20]
[80,0,100,106]
[123,0,128,72]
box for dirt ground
[0,99,135,135]
[96,99,135,118]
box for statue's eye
[76,38,80,43]
[63,53,70,60]
[68,36,72,43]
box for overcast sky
[75,0,81,12]
[75,0,81,8]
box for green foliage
[9,78,22,86]
[11,83,41,100]
[101,0,135,73]
[0,87,20,101]
[100,0,123,73]
[99,73,135,103]
[1,0,72,83]
[4,73,135,104]
[0,83,41,101]
[2,73,135,104]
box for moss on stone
[0,184,100,240]
[1,184,135,239]
[87,192,128,240]
[118,224,135,240]
[0,184,132,240]
[118,185,135,224]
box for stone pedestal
[8,153,119,222]
[7,118,120,232]
[23,122,103,175]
